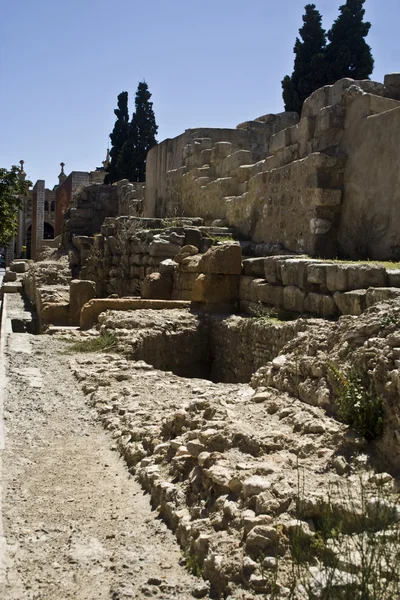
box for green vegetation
[104,92,130,185]
[282,4,327,114]
[291,474,400,599]
[62,331,117,354]
[182,550,202,577]
[206,234,235,244]
[327,364,383,440]
[106,81,158,184]
[283,0,374,114]
[0,165,31,245]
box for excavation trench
[98,308,313,384]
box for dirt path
[2,326,206,600]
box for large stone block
[307,263,330,285]
[239,276,255,302]
[149,239,181,257]
[253,281,284,307]
[304,292,337,318]
[69,279,96,326]
[10,260,29,273]
[326,264,387,292]
[141,272,172,300]
[281,259,313,289]
[80,298,191,330]
[198,243,242,275]
[283,286,305,313]
[191,274,240,303]
[366,287,400,307]
[334,290,367,316]
[173,272,198,291]
[41,302,70,327]
[242,258,266,278]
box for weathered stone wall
[143,75,400,260]
[143,118,298,219]
[338,91,400,259]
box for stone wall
[79,215,226,297]
[143,117,298,219]
[143,75,400,260]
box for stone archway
[43,222,54,240]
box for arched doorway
[43,222,54,240]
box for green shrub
[327,365,383,440]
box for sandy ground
[2,324,206,600]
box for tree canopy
[282,4,327,114]
[104,91,130,184]
[106,82,158,184]
[325,0,374,84]
[0,165,31,245]
[282,0,374,115]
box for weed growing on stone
[290,473,400,600]
[182,550,202,577]
[62,331,117,354]
[206,234,235,244]
[327,364,383,441]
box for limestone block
[149,239,181,257]
[80,298,191,330]
[159,259,178,274]
[366,287,400,308]
[304,293,337,318]
[264,257,283,284]
[171,289,193,301]
[1,282,23,294]
[250,278,266,303]
[4,270,17,282]
[384,73,400,101]
[198,244,242,275]
[308,189,342,207]
[242,258,266,278]
[211,142,232,161]
[141,272,172,300]
[174,245,199,263]
[191,274,240,303]
[219,150,253,177]
[253,282,284,307]
[387,270,400,287]
[41,302,70,326]
[10,260,29,273]
[307,263,330,285]
[310,218,332,235]
[178,255,202,273]
[239,276,255,302]
[69,279,96,326]
[334,290,367,316]
[281,259,313,289]
[283,286,305,313]
[315,105,345,134]
[326,264,387,292]
[173,272,198,291]
[269,127,293,154]
[301,86,331,119]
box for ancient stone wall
[143,75,400,260]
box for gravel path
[2,321,205,599]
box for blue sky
[0,0,398,188]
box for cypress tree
[325,0,374,84]
[118,81,158,182]
[282,4,327,115]
[104,91,129,184]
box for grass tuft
[62,331,117,354]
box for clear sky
[0,0,398,189]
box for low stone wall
[79,216,235,297]
[240,256,400,318]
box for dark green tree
[282,4,327,115]
[104,91,130,184]
[117,81,158,182]
[0,165,31,245]
[325,0,374,83]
